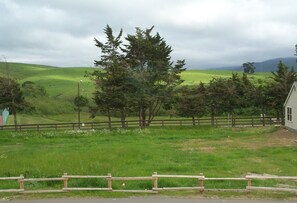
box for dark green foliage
[269,61,297,124]
[91,25,133,128]
[74,95,88,109]
[204,73,258,125]
[91,25,185,127]
[0,77,31,125]
[206,77,233,124]
[242,62,255,74]
[124,26,186,126]
[174,83,207,124]
[22,81,47,97]
[252,80,271,115]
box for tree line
[174,62,296,126]
[88,25,296,127]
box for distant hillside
[218,57,297,72]
[0,62,94,99]
[0,62,270,96]
[0,62,271,121]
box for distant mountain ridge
[217,57,297,72]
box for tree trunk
[141,107,146,128]
[147,101,162,127]
[13,111,17,125]
[13,109,17,131]
[138,106,142,127]
[107,109,112,130]
[192,116,196,126]
[120,108,126,128]
[231,113,235,127]
[210,107,215,126]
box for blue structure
[0,108,9,126]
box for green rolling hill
[0,62,272,124]
[0,62,271,96]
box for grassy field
[0,126,296,199]
[182,70,271,85]
[0,62,273,124]
[1,62,272,98]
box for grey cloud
[1,0,297,68]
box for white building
[284,82,297,132]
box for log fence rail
[0,173,296,195]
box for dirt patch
[270,128,297,140]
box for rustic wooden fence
[0,116,281,131]
[0,173,296,195]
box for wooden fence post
[19,174,24,192]
[152,172,158,191]
[107,173,112,190]
[246,174,252,194]
[199,173,204,193]
[63,173,68,190]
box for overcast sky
[1,0,297,69]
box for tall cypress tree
[270,61,297,124]
[91,25,132,128]
[124,27,186,126]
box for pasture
[0,62,272,98]
[0,126,296,199]
[1,62,273,124]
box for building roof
[284,81,297,106]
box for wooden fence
[0,116,281,131]
[0,173,296,195]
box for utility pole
[77,80,82,129]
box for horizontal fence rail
[0,116,281,131]
[0,173,296,195]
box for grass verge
[0,126,296,200]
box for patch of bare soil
[271,128,297,140]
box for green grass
[0,62,94,98]
[181,70,272,85]
[1,62,270,98]
[0,126,296,199]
